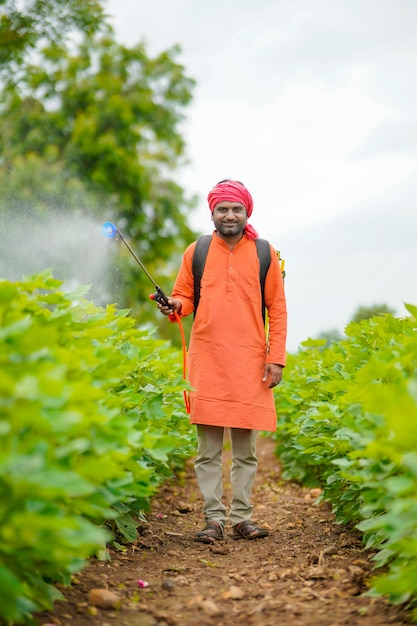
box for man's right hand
[158,298,182,316]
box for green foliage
[0,271,195,623]
[0,0,197,332]
[0,0,107,69]
[275,306,417,612]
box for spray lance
[102,222,190,413]
[102,222,171,307]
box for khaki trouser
[194,424,258,528]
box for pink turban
[207,180,259,240]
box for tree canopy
[0,0,197,329]
[0,0,107,69]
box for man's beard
[216,222,244,237]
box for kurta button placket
[227,254,236,300]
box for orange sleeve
[168,242,197,321]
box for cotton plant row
[274,304,417,616]
[0,271,195,625]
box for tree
[350,303,396,323]
[0,0,107,69]
[0,1,197,328]
[316,328,346,347]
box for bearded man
[158,179,287,542]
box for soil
[36,435,411,626]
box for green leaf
[114,513,138,543]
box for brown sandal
[232,520,269,540]
[194,521,224,544]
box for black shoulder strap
[192,235,271,322]
[192,235,212,317]
[255,238,271,323]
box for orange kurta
[171,232,287,431]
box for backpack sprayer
[102,222,190,413]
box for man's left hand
[263,364,283,388]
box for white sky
[106,0,417,351]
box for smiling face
[211,201,248,239]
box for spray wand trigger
[149,287,171,308]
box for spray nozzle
[102,222,118,239]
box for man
[158,179,287,542]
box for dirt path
[37,436,410,626]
